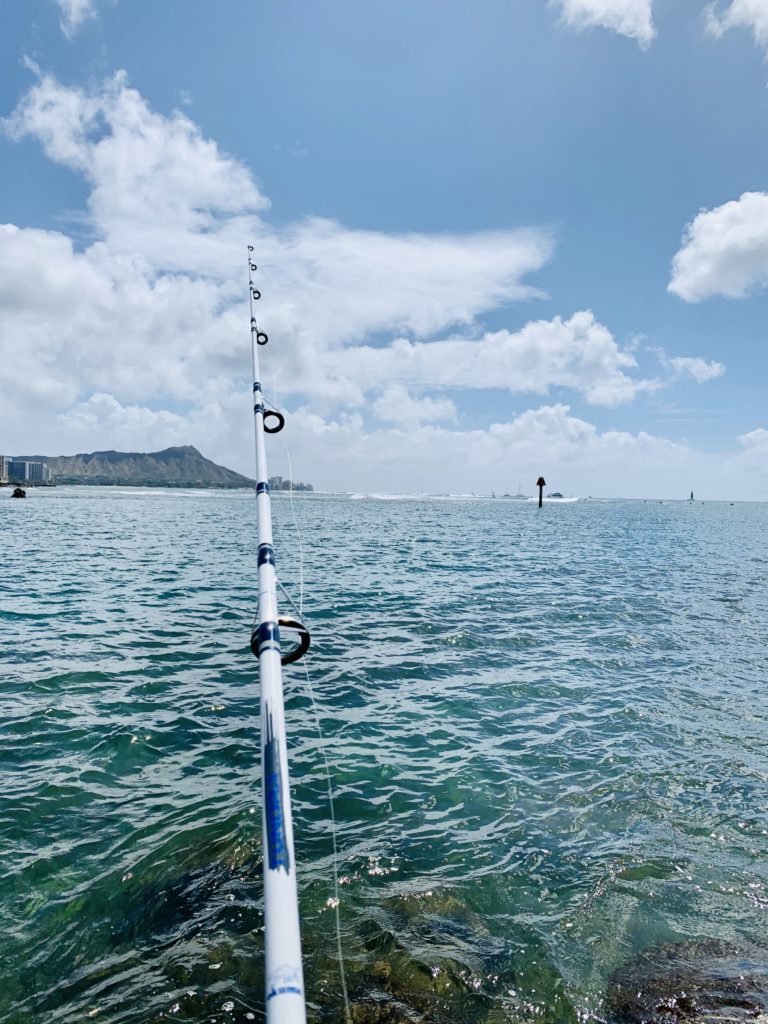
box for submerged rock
[606,939,768,1024]
[341,890,576,1024]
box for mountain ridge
[15,446,254,488]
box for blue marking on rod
[256,481,270,496]
[266,966,303,1002]
[253,382,262,392]
[258,620,281,652]
[250,617,280,658]
[264,708,290,872]
[253,402,264,414]
[258,543,275,566]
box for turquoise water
[1,488,767,1023]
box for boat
[12,487,26,498]
[530,492,579,504]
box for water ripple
[1,490,767,1022]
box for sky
[2,0,768,498]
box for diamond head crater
[5,445,275,488]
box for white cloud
[53,0,98,38]
[0,220,244,416]
[669,192,768,301]
[3,69,268,274]
[706,0,768,48]
[1,69,749,497]
[652,346,726,382]
[551,0,656,46]
[58,393,189,446]
[12,389,764,499]
[269,404,768,499]
[52,392,247,461]
[734,425,768,480]
[738,426,768,448]
[2,69,552,345]
[0,68,560,453]
[270,219,552,346]
[668,356,725,382]
[275,403,729,497]
[371,386,457,425]
[320,311,659,408]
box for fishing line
[282,440,305,617]
[280,434,351,1023]
[257,264,303,416]
[258,273,351,1023]
[258,264,303,341]
[300,656,352,1024]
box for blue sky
[2,0,768,497]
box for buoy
[536,476,546,508]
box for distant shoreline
[2,481,255,489]
[1,481,323,490]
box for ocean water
[1,488,767,1024]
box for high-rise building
[7,460,52,483]
[0,455,8,483]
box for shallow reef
[606,938,768,1024]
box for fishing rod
[247,247,310,1024]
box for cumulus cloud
[669,192,768,301]
[733,425,768,482]
[551,0,656,46]
[2,69,553,346]
[273,404,768,499]
[737,426,768,448]
[706,0,768,48]
[0,70,556,426]
[652,347,726,382]
[15,389,765,499]
[0,221,244,414]
[58,393,188,444]
[371,386,458,426]
[667,356,725,382]
[277,403,718,497]
[3,69,267,274]
[55,392,243,457]
[0,68,744,497]
[318,311,659,408]
[53,0,97,38]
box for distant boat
[509,481,528,500]
[528,493,578,504]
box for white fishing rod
[247,247,310,1024]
